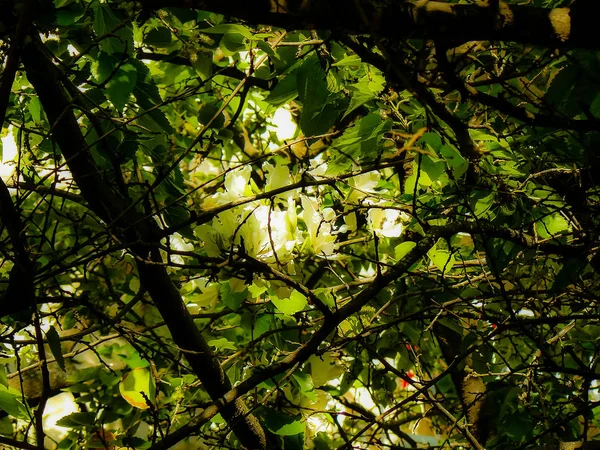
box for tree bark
[21,35,267,450]
[144,0,598,50]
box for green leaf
[119,367,156,410]
[92,51,116,85]
[262,408,305,436]
[292,371,316,401]
[297,56,340,135]
[342,73,385,119]
[331,113,391,162]
[420,132,442,151]
[107,62,137,113]
[314,289,335,308]
[545,65,577,108]
[28,97,42,123]
[440,144,468,178]
[282,432,305,450]
[131,60,173,133]
[394,241,417,260]
[428,248,455,274]
[471,190,495,219]
[469,129,510,150]
[208,338,237,351]
[56,8,85,26]
[92,2,133,55]
[0,368,7,388]
[144,27,173,48]
[201,24,253,39]
[265,72,298,106]
[220,279,248,311]
[192,54,213,80]
[332,55,362,67]
[163,203,192,237]
[220,33,247,56]
[394,345,412,370]
[56,412,97,428]
[536,212,570,239]
[308,353,344,387]
[198,102,225,129]
[590,94,600,118]
[248,282,268,298]
[271,290,307,315]
[469,129,500,142]
[401,322,422,343]
[46,326,66,371]
[552,259,587,293]
[0,388,29,420]
[421,154,446,183]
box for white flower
[301,196,336,256]
[205,166,252,208]
[348,171,381,203]
[196,198,300,264]
[263,161,297,198]
[359,264,376,278]
[368,208,405,238]
[161,232,194,266]
[224,165,251,197]
[351,172,380,193]
[309,153,328,178]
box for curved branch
[143,0,598,50]
[148,219,587,449]
[0,0,36,317]
[21,33,268,450]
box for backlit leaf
[46,326,66,371]
[119,367,156,410]
[107,63,137,113]
[271,290,307,315]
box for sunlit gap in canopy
[242,103,298,151]
[1,126,17,183]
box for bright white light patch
[43,392,80,449]
[271,108,297,141]
[67,44,79,56]
[1,127,17,182]
[350,386,377,412]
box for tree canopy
[1,0,600,449]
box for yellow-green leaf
[119,367,156,410]
[395,241,417,261]
[271,290,307,315]
[429,249,455,274]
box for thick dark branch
[434,43,600,132]
[143,0,598,50]
[0,0,36,318]
[21,34,268,450]
[149,219,585,449]
[0,436,37,450]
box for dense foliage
[1,1,600,449]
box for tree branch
[21,33,268,450]
[148,219,585,449]
[0,0,36,318]
[143,0,598,50]
[137,51,273,90]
